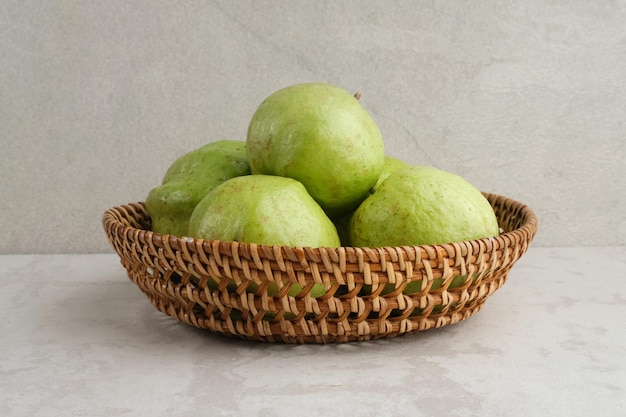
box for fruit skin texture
[145,140,251,236]
[188,175,341,248]
[246,82,385,217]
[349,166,500,247]
[372,156,410,191]
[333,156,410,246]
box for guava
[188,174,341,248]
[331,156,409,246]
[145,140,251,236]
[349,166,500,247]
[372,156,410,191]
[246,82,385,217]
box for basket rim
[102,192,538,262]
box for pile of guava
[145,82,499,249]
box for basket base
[147,294,488,344]
[125,261,508,344]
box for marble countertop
[1,247,625,417]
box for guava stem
[354,91,362,101]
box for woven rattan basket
[103,193,537,343]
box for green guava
[372,156,410,191]
[145,140,251,236]
[188,174,341,248]
[246,82,385,217]
[350,165,500,247]
[332,156,409,246]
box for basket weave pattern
[103,193,537,343]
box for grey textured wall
[2,1,625,254]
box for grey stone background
[2,1,625,254]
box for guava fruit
[372,156,410,191]
[349,165,500,247]
[145,140,251,236]
[188,174,341,248]
[246,82,385,217]
[332,156,409,246]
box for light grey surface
[1,248,625,416]
[2,1,625,253]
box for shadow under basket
[102,193,538,344]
